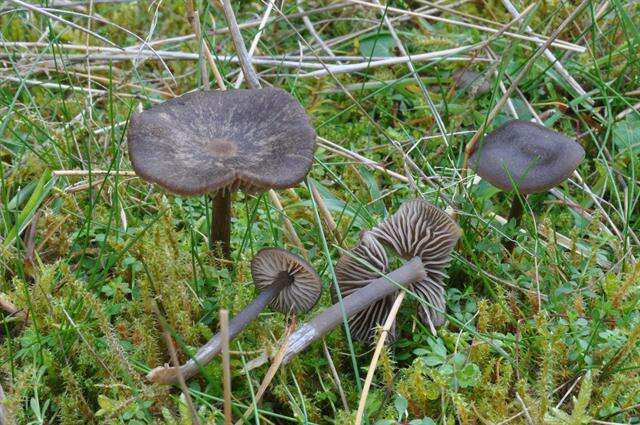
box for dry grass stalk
[234,319,297,425]
[220,310,233,425]
[354,291,406,425]
[152,302,201,425]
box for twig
[322,339,349,411]
[515,392,534,425]
[460,0,591,179]
[310,183,341,243]
[63,178,107,193]
[220,310,233,425]
[500,0,591,103]
[354,291,406,425]
[1,76,156,100]
[302,47,486,78]
[234,320,296,425]
[297,0,337,59]
[216,0,307,257]
[0,49,326,69]
[153,302,201,425]
[318,137,409,182]
[7,0,122,49]
[53,170,136,176]
[233,0,275,88]
[186,1,227,93]
[267,190,307,257]
[218,0,261,89]
[346,0,585,52]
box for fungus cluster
[281,199,460,363]
[127,63,584,387]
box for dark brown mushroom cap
[470,120,585,194]
[370,199,461,334]
[127,88,316,196]
[333,231,396,344]
[251,248,322,314]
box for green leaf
[394,393,408,419]
[359,32,395,58]
[457,363,481,388]
[612,115,640,154]
[423,356,444,367]
[3,170,55,248]
[96,395,116,417]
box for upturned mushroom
[470,120,584,251]
[368,198,459,337]
[280,199,460,364]
[127,88,316,258]
[148,248,322,384]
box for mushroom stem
[281,256,427,364]
[148,272,292,384]
[505,194,526,253]
[211,190,232,258]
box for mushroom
[147,248,322,384]
[127,88,316,257]
[368,198,460,336]
[470,120,584,251]
[280,199,460,364]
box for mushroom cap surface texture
[127,88,316,195]
[333,232,394,344]
[370,199,461,334]
[470,120,585,194]
[251,248,322,314]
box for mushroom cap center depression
[204,139,238,158]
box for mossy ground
[1,1,639,424]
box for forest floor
[1,0,639,424]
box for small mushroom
[127,88,316,257]
[280,199,460,364]
[470,120,585,251]
[147,248,321,384]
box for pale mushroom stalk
[281,256,426,364]
[148,248,322,385]
[151,272,290,384]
